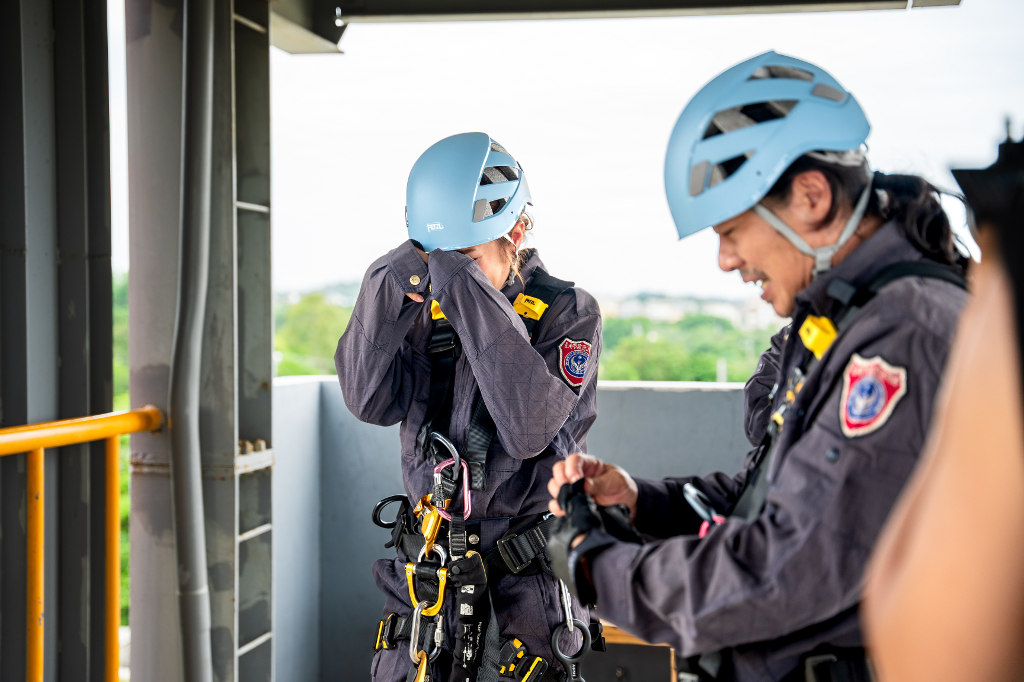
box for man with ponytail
[546,53,968,682]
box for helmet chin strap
[752,170,874,278]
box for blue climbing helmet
[665,51,873,274]
[407,132,532,252]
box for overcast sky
[109,0,1024,301]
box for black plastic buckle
[497,533,532,574]
[426,321,458,354]
[380,613,399,650]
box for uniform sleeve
[588,315,953,657]
[743,324,788,446]
[334,240,431,426]
[428,249,602,459]
[631,471,749,539]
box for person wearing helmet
[545,52,969,682]
[336,133,602,682]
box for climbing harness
[373,263,607,681]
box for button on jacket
[588,222,967,682]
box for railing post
[106,436,121,682]
[26,447,44,682]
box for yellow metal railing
[0,406,163,682]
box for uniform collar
[794,221,923,317]
[501,248,545,304]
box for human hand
[547,453,638,520]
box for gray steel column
[128,0,275,680]
[126,0,187,677]
[0,0,61,679]
[52,0,115,677]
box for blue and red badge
[839,353,907,438]
[558,338,592,388]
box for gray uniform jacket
[589,222,967,682]
[336,241,601,680]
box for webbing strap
[417,318,460,457]
[487,514,556,577]
[379,612,436,651]
[728,260,968,522]
[728,434,773,522]
[476,591,503,682]
[464,396,496,491]
[420,266,574,485]
[518,269,575,341]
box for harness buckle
[496,532,533,574]
[426,321,458,354]
[804,653,839,682]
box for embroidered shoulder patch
[558,338,592,388]
[839,353,907,438]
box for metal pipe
[0,406,163,456]
[105,436,121,682]
[168,0,215,678]
[27,447,44,682]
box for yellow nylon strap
[799,315,837,360]
[513,293,549,321]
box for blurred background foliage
[113,274,130,624]
[272,292,779,383]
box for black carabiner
[372,495,409,529]
[428,432,461,473]
[551,618,592,681]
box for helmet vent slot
[490,142,509,155]
[708,152,754,189]
[811,83,846,102]
[748,65,813,82]
[473,197,511,222]
[480,166,519,184]
[703,100,798,139]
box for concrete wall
[271,378,324,682]
[589,381,750,480]
[272,376,750,682]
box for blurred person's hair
[764,154,970,273]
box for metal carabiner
[428,432,461,472]
[550,618,592,681]
[372,494,409,529]
[683,483,726,539]
[409,601,429,665]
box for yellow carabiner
[415,494,450,557]
[406,564,448,617]
[412,650,428,682]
